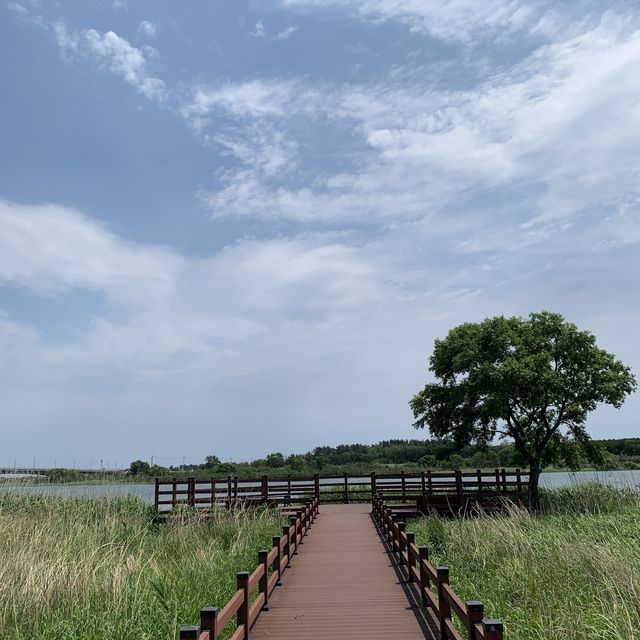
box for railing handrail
[373,493,504,640]
[156,468,529,511]
[178,497,319,640]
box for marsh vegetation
[0,495,281,640]
[411,484,640,640]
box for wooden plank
[250,504,428,639]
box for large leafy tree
[410,312,636,510]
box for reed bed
[411,484,640,640]
[0,493,281,640]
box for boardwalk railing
[156,469,529,513]
[179,497,319,640]
[373,494,504,640]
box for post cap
[237,571,250,579]
[466,600,484,612]
[258,549,269,557]
[272,535,281,541]
[436,565,449,575]
[483,619,504,632]
[200,606,218,615]
[179,625,200,639]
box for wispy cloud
[53,22,167,102]
[194,13,640,233]
[279,0,552,43]
[137,20,156,38]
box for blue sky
[1,0,638,468]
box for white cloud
[137,20,157,38]
[279,0,551,43]
[251,20,267,37]
[6,2,28,15]
[0,200,182,305]
[53,22,167,102]
[197,14,640,231]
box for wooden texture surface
[250,504,433,640]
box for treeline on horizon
[129,436,640,479]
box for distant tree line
[128,437,640,478]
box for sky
[0,0,639,469]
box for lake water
[1,469,639,504]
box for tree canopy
[410,311,637,508]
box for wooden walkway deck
[250,504,434,640]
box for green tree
[266,452,285,468]
[204,455,221,468]
[410,312,636,510]
[129,460,151,475]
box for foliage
[410,485,640,640]
[0,494,282,640]
[410,311,636,507]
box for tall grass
[0,494,282,640]
[410,484,640,640]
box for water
[1,469,639,504]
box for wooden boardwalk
[250,504,434,640]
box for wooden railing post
[172,477,177,510]
[273,536,282,585]
[283,525,291,567]
[179,625,200,639]
[261,475,268,504]
[516,468,522,492]
[466,600,484,640]
[314,473,320,502]
[211,477,216,508]
[227,475,232,509]
[455,469,463,506]
[437,566,451,639]
[287,475,292,505]
[343,472,348,504]
[406,532,415,580]
[418,546,430,606]
[421,471,426,499]
[154,477,159,510]
[371,471,376,504]
[391,513,399,551]
[397,521,406,565]
[258,549,270,610]
[233,476,239,504]
[501,468,507,494]
[494,468,500,494]
[188,477,195,507]
[236,571,249,640]
[482,619,504,640]
[289,516,298,555]
[200,606,218,639]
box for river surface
[1,470,639,504]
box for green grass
[0,494,282,640]
[409,484,640,640]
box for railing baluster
[437,566,451,639]
[237,571,249,640]
[200,606,218,639]
[466,601,483,640]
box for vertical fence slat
[236,571,249,640]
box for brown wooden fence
[156,469,529,514]
[178,497,319,640]
[373,494,504,640]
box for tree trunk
[528,464,541,513]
